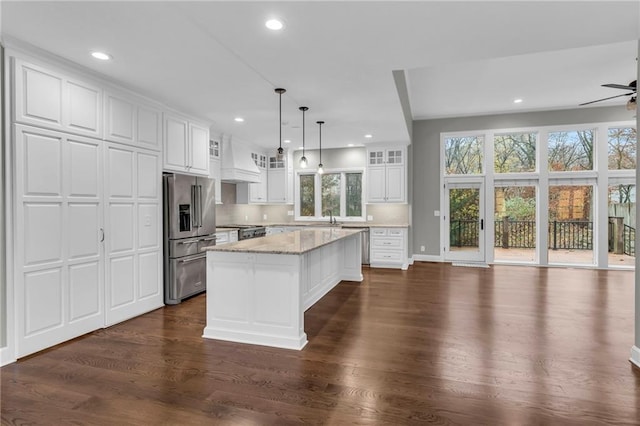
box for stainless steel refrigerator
[163,172,217,304]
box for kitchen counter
[237,222,409,228]
[203,228,362,350]
[204,228,362,254]
[214,227,240,232]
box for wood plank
[1,263,638,425]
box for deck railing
[451,219,634,256]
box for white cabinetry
[104,143,163,326]
[370,227,409,270]
[367,146,406,203]
[104,91,162,150]
[163,113,210,176]
[266,226,286,235]
[14,125,105,357]
[208,138,222,204]
[9,53,164,359]
[237,152,267,203]
[14,58,102,139]
[214,229,238,245]
[267,151,293,203]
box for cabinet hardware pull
[99,228,105,242]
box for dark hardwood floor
[2,262,638,425]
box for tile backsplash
[215,183,409,226]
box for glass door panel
[494,186,536,263]
[548,185,594,265]
[445,183,485,262]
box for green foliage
[503,196,536,220]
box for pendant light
[316,120,324,174]
[299,106,308,168]
[275,88,286,160]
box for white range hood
[220,139,261,183]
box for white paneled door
[14,125,104,357]
[104,143,163,326]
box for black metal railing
[452,219,634,256]
[449,219,478,247]
[495,219,536,249]
[548,220,592,250]
[624,224,635,256]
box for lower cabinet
[370,227,409,270]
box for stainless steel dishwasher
[348,226,370,265]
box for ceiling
[1,1,639,150]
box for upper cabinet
[14,58,103,139]
[237,150,268,204]
[163,113,210,176]
[209,138,222,204]
[104,90,162,151]
[267,150,293,204]
[367,146,407,203]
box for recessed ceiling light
[91,51,111,61]
[284,139,291,144]
[364,134,373,139]
[265,19,284,30]
[234,117,244,122]
[513,98,523,104]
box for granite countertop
[215,227,240,232]
[204,228,363,255]
[251,222,410,228]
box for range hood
[220,139,261,183]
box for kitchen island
[203,228,363,350]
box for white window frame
[440,120,636,269]
[294,167,366,222]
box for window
[296,170,365,220]
[444,136,484,175]
[608,127,636,170]
[548,130,594,171]
[494,132,537,173]
[299,174,315,217]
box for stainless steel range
[227,225,267,240]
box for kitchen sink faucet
[324,210,337,225]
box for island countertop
[204,228,362,255]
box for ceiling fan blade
[602,83,636,91]
[579,92,633,106]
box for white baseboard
[411,254,444,263]
[630,345,640,369]
[0,346,16,367]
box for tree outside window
[494,132,537,173]
[299,174,315,217]
[548,130,594,171]
[608,127,636,170]
[445,136,484,174]
[321,174,341,216]
[297,171,364,220]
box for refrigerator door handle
[197,185,203,228]
[191,184,199,227]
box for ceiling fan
[580,80,637,109]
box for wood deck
[1,262,638,425]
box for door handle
[480,219,484,230]
[179,255,205,264]
[99,228,105,242]
[178,239,200,245]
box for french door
[444,181,486,263]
